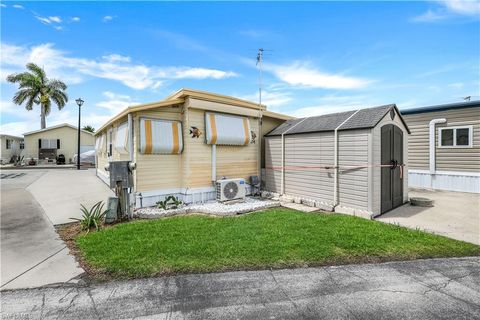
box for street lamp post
[75,98,84,170]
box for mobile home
[0,134,24,164]
[402,100,480,193]
[264,104,410,218]
[94,88,291,207]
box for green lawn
[76,208,480,278]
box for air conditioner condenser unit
[216,178,246,202]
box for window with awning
[115,122,129,154]
[205,112,251,145]
[139,118,183,154]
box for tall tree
[7,63,68,129]
[82,125,95,133]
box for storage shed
[264,104,410,218]
[94,88,291,208]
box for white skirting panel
[135,185,253,208]
[408,170,480,193]
[96,169,110,186]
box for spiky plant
[71,201,108,233]
[6,63,68,129]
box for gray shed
[264,104,410,218]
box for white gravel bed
[135,197,279,219]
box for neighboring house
[402,101,480,193]
[264,104,410,218]
[94,88,291,207]
[24,123,95,164]
[0,134,24,164]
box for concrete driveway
[0,170,84,290]
[1,257,479,319]
[377,189,480,245]
[27,168,113,225]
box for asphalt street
[2,257,479,319]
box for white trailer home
[264,104,410,218]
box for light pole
[75,98,84,170]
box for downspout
[127,114,134,163]
[127,113,135,216]
[333,109,360,208]
[212,145,217,183]
[280,117,309,195]
[429,118,446,174]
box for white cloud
[48,16,62,23]
[1,42,238,90]
[71,16,80,22]
[413,0,480,22]
[266,61,371,89]
[103,15,115,22]
[96,91,140,112]
[443,0,480,15]
[412,9,448,22]
[448,82,464,89]
[54,26,63,31]
[172,67,237,79]
[1,4,7,8]
[238,90,292,110]
[12,4,24,9]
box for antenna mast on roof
[256,48,264,107]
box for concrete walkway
[27,168,113,225]
[0,170,84,290]
[2,257,480,319]
[377,189,480,245]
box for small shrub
[156,196,183,210]
[71,201,108,233]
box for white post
[211,144,217,183]
[429,118,446,174]
[333,110,360,206]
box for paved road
[2,257,479,319]
[0,170,84,290]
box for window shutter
[38,139,42,148]
[57,139,60,149]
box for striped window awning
[115,122,129,154]
[205,113,251,145]
[140,118,183,154]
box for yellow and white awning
[205,113,251,145]
[115,122,129,154]
[140,118,183,154]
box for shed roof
[401,100,480,115]
[266,104,410,136]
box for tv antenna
[256,48,272,107]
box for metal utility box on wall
[108,161,133,188]
[264,104,411,218]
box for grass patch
[75,208,480,278]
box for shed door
[381,124,403,214]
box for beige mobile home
[0,134,24,164]
[402,101,480,193]
[24,124,95,164]
[264,104,410,218]
[94,88,291,207]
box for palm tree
[7,63,68,129]
[82,125,95,133]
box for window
[20,141,24,149]
[6,139,11,150]
[439,126,473,148]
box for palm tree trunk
[40,104,46,129]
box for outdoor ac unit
[216,178,246,202]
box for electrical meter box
[108,161,133,188]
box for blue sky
[1,1,479,136]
